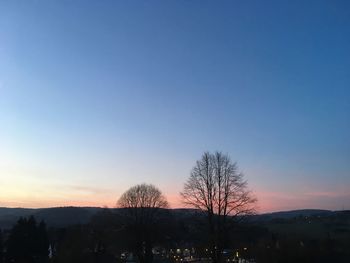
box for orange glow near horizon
[0,194,183,210]
[2,190,348,213]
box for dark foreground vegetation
[0,208,349,263]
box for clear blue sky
[1,0,349,212]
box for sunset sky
[1,1,349,213]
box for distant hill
[0,207,99,229]
[0,207,35,229]
[0,206,346,229]
[250,209,334,222]
[33,207,100,227]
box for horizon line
[0,205,346,215]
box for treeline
[0,216,49,263]
[0,210,349,263]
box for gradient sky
[0,1,349,213]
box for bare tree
[181,152,256,263]
[117,184,169,263]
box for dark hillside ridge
[0,206,347,229]
[249,209,334,222]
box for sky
[0,0,349,213]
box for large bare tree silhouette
[181,152,256,263]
